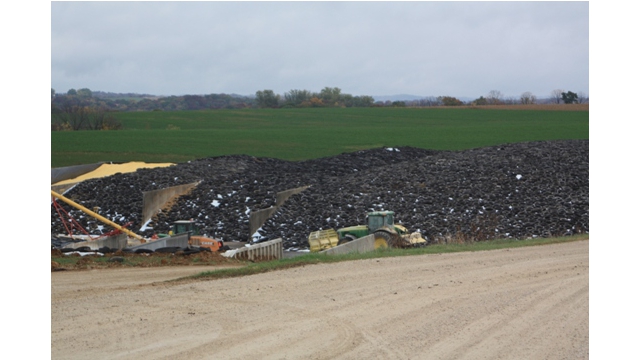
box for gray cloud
[51,2,588,99]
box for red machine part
[52,197,133,241]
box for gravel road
[51,240,588,359]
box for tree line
[52,87,587,112]
[466,89,588,106]
[51,86,375,113]
[51,87,588,131]
[256,87,375,108]
[51,88,254,112]
[402,90,587,107]
[51,88,123,131]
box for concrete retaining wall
[65,234,128,251]
[51,183,78,195]
[141,181,200,227]
[51,162,104,184]
[248,186,310,240]
[231,238,283,261]
[276,185,310,207]
[127,233,190,251]
[320,234,375,255]
[249,207,279,238]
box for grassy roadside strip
[185,234,589,281]
[50,249,242,270]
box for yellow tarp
[53,162,174,186]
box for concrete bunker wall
[249,186,310,240]
[51,162,104,185]
[128,233,190,251]
[141,181,201,228]
[64,233,128,251]
[276,185,310,207]
[320,234,375,255]
[249,207,279,238]
[232,238,283,261]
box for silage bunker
[51,140,589,250]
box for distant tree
[561,91,578,104]
[53,103,89,130]
[255,90,280,108]
[551,89,564,104]
[308,97,324,107]
[520,92,536,104]
[487,90,504,105]
[418,96,440,106]
[342,94,354,107]
[577,91,588,104]
[67,88,77,96]
[77,88,93,98]
[391,101,406,107]
[504,97,518,105]
[284,89,312,106]
[438,96,463,106]
[113,98,132,110]
[135,98,157,111]
[86,107,121,130]
[52,100,122,131]
[472,96,488,105]
[354,95,374,107]
[51,88,56,99]
[319,87,342,105]
[188,96,203,109]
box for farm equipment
[167,220,225,251]
[51,190,147,243]
[308,211,426,252]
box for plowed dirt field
[52,240,588,359]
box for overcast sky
[51,1,589,99]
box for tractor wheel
[338,234,357,245]
[373,231,392,249]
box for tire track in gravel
[52,240,588,360]
[424,274,588,359]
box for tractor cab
[171,220,200,236]
[367,211,395,233]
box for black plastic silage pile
[51,140,589,249]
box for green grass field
[51,107,589,167]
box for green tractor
[308,211,424,252]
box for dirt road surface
[52,241,588,359]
